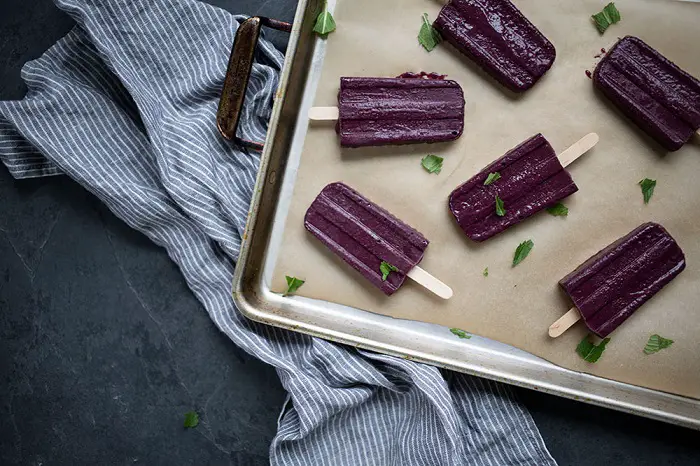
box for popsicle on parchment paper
[308,76,465,147]
[449,133,598,242]
[594,36,700,151]
[433,0,556,93]
[304,182,452,299]
[550,223,686,338]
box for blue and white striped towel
[0,0,557,464]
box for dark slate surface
[1,0,699,465]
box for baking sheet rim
[233,0,700,430]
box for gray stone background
[1,0,699,464]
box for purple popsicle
[449,134,578,242]
[304,182,429,295]
[560,223,686,338]
[594,36,700,151]
[338,77,465,148]
[433,0,556,93]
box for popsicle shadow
[592,85,670,159]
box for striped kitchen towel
[0,0,557,464]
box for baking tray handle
[217,17,292,151]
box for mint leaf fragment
[418,13,442,52]
[184,411,199,428]
[284,276,305,296]
[380,261,399,281]
[450,328,471,339]
[512,240,534,267]
[313,9,336,36]
[495,195,506,217]
[421,154,444,174]
[639,178,656,204]
[576,335,611,363]
[546,203,569,217]
[643,334,674,355]
[592,2,621,34]
[484,172,501,186]
[483,267,489,277]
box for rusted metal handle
[217,17,292,151]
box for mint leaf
[512,240,534,267]
[418,13,441,52]
[639,178,656,204]
[313,10,336,36]
[483,267,489,277]
[576,335,611,363]
[604,2,621,23]
[546,203,569,217]
[284,276,305,296]
[643,334,674,355]
[184,411,199,428]
[495,195,506,217]
[484,172,501,186]
[421,154,444,174]
[450,328,471,339]
[592,2,621,34]
[380,261,398,281]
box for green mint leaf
[495,195,506,217]
[604,2,621,23]
[643,334,674,355]
[483,267,489,277]
[418,13,442,52]
[313,10,336,36]
[591,12,610,34]
[576,335,611,363]
[592,2,621,34]
[421,154,444,174]
[546,203,569,217]
[484,172,501,186]
[450,328,472,339]
[284,276,305,296]
[512,240,534,267]
[380,261,399,281]
[639,178,656,204]
[184,411,199,428]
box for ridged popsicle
[560,223,686,338]
[434,0,556,93]
[304,182,429,295]
[449,133,578,242]
[594,36,700,151]
[338,77,465,147]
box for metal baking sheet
[233,0,700,429]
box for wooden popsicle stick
[548,307,582,338]
[407,266,453,300]
[557,133,599,168]
[308,106,339,121]
[696,129,700,137]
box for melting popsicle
[449,133,598,242]
[308,76,465,147]
[551,223,686,338]
[304,182,452,298]
[594,36,700,151]
[433,0,556,93]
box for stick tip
[439,286,454,300]
[548,325,564,338]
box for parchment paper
[272,0,700,399]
